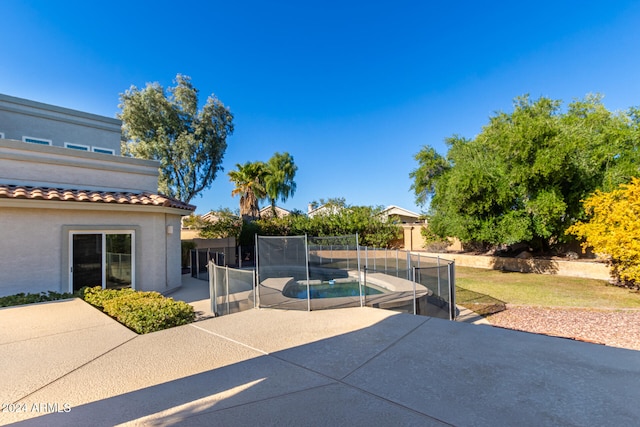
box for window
[64,142,90,151]
[92,147,115,155]
[23,136,52,146]
[0,132,4,139]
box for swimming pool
[282,280,384,299]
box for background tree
[263,152,297,217]
[567,178,640,288]
[309,197,347,209]
[253,203,402,248]
[228,161,266,221]
[230,152,298,220]
[119,74,233,203]
[410,94,640,251]
[198,208,243,239]
[409,146,449,207]
[183,210,242,239]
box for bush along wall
[0,291,77,307]
[82,287,195,334]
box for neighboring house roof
[0,184,195,212]
[200,211,240,223]
[307,203,342,218]
[381,205,424,224]
[381,205,420,218]
[259,205,291,218]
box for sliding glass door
[71,231,134,292]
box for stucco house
[259,205,291,218]
[380,205,423,224]
[0,94,195,297]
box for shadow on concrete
[9,311,640,427]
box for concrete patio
[1,277,639,426]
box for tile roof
[0,184,195,211]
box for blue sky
[2,1,640,215]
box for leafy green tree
[409,146,450,207]
[253,203,402,248]
[309,197,347,209]
[184,209,242,239]
[567,178,640,288]
[182,213,210,230]
[199,208,243,239]
[263,152,297,217]
[119,74,233,203]
[228,161,266,221]
[411,94,640,250]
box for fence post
[305,234,311,312]
[252,268,257,308]
[209,261,216,315]
[437,256,441,299]
[255,234,260,309]
[412,267,417,315]
[356,234,362,294]
[406,251,411,281]
[364,246,368,270]
[361,267,366,308]
[449,261,456,320]
[225,266,230,316]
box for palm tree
[228,162,266,221]
[263,152,297,217]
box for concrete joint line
[337,380,455,426]
[190,319,449,426]
[11,335,138,405]
[340,316,433,381]
[189,324,269,355]
[0,323,124,348]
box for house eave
[0,198,194,216]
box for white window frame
[68,229,136,292]
[0,132,5,139]
[23,136,52,146]
[91,146,115,155]
[64,142,90,151]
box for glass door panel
[72,234,103,291]
[106,234,132,289]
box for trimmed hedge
[82,287,195,334]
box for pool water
[283,281,384,299]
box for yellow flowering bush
[567,177,640,288]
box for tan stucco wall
[181,228,200,240]
[0,206,183,297]
[399,225,425,251]
[417,251,611,281]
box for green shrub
[81,287,195,334]
[82,286,138,309]
[0,290,77,307]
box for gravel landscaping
[486,305,640,351]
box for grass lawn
[456,266,640,309]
